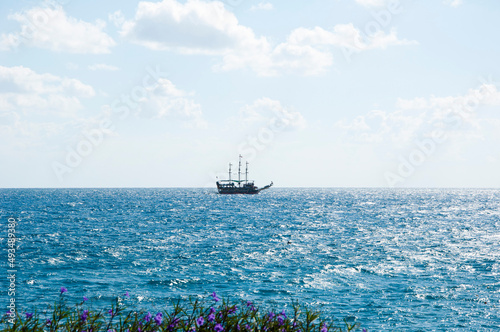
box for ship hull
[216,181,272,195]
[218,189,259,195]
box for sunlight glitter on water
[1,188,499,331]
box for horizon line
[1,186,499,190]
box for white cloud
[108,10,126,28]
[285,24,415,51]
[88,64,120,71]
[354,0,391,8]
[121,0,415,76]
[0,66,96,149]
[357,0,463,8]
[228,25,415,76]
[0,65,95,117]
[335,109,426,147]
[335,84,500,149]
[238,97,306,130]
[366,28,417,49]
[0,5,115,53]
[250,2,274,11]
[121,0,265,54]
[443,0,463,7]
[137,78,206,128]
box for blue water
[1,188,500,331]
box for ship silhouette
[216,155,273,194]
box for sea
[1,188,500,331]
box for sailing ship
[216,156,273,194]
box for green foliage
[1,291,362,332]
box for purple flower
[210,307,216,314]
[281,310,287,318]
[83,296,88,302]
[320,324,328,332]
[25,312,33,319]
[166,317,180,331]
[228,306,237,314]
[236,324,240,331]
[108,309,115,317]
[246,301,252,307]
[196,316,204,326]
[362,329,367,332]
[214,323,224,332]
[268,312,274,320]
[208,313,215,322]
[278,316,284,326]
[211,292,220,302]
[144,312,152,322]
[81,310,89,322]
[124,291,130,298]
[245,324,250,330]
[154,312,162,326]
[46,318,52,325]
[60,287,67,294]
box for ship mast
[245,161,249,184]
[238,155,242,187]
[228,163,232,181]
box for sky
[1,0,500,188]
